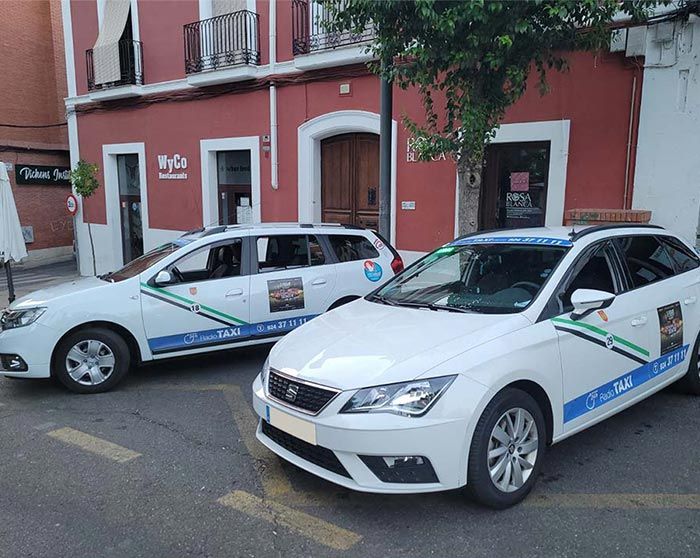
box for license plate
[266,404,317,445]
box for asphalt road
[1,344,699,558]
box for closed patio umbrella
[0,162,28,304]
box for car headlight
[0,307,46,330]
[340,375,457,417]
[260,356,270,388]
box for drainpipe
[269,0,279,191]
[623,74,637,210]
[378,57,393,240]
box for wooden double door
[321,133,380,229]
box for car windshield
[369,241,569,314]
[103,239,192,282]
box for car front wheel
[466,388,546,508]
[53,328,130,394]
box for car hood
[8,277,111,309]
[269,299,531,391]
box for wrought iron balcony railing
[86,39,143,91]
[292,0,374,56]
[184,10,260,74]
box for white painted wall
[632,16,700,246]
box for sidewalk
[0,259,79,307]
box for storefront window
[217,150,252,225]
[480,142,551,230]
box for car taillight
[391,255,404,274]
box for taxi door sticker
[658,302,683,355]
[268,277,305,313]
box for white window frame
[453,119,571,236]
[200,136,262,228]
[102,142,149,269]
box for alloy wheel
[487,407,539,493]
[65,340,116,386]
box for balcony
[184,10,261,87]
[86,39,143,100]
[292,0,374,70]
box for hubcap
[65,340,115,386]
[487,407,538,493]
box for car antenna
[568,223,577,240]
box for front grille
[267,370,338,414]
[261,420,351,478]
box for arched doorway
[320,133,380,229]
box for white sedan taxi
[0,223,402,393]
[253,225,700,508]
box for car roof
[179,222,374,242]
[451,224,671,248]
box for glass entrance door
[217,150,252,225]
[480,142,551,230]
[117,154,143,264]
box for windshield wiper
[378,299,471,313]
[368,294,399,306]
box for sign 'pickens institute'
[15,164,71,186]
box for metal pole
[379,57,393,240]
[5,261,15,304]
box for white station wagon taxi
[253,225,700,508]
[0,223,402,393]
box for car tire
[52,328,130,394]
[465,388,546,509]
[678,334,700,395]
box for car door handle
[631,316,648,327]
[684,296,697,305]
[225,288,244,297]
[311,278,327,286]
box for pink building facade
[63,0,648,275]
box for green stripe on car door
[551,316,650,357]
[140,282,249,325]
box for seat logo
[284,384,299,402]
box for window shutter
[92,0,132,85]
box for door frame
[297,110,398,243]
[453,119,571,236]
[102,142,149,269]
[200,136,262,228]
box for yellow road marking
[219,490,362,551]
[47,427,141,463]
[527,493,700,509]
[219,385,296,499]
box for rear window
[257,235,325,272]
[328,235,379,262]
[614,235,675,288]
[659,236,700,273]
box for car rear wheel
[466,388,546,508]
[678,333,700,395]
[53,328,130,394]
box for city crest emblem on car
[285,384,299,402]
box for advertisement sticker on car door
[658,302,683,355]
[268,277,305,313]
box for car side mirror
[154,270,173,286]
[570,289,615,320]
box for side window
[559,243,617,313]
[328,235,379,262]
[614,236,675,288]
[171,239,242,282]
[257,235,324,272]
[659,236,700,274]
